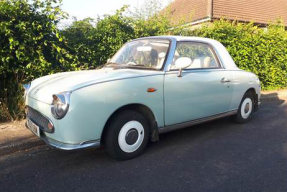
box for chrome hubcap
[244,103,250,113]
[241,98,253,119]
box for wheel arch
[101,103,159,144]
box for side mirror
[107,58,111,63]
[174,57,192,77]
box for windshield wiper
[127,64,145,67]
[125,65,159,70]
[105,62,128,69]
[105,62,119,66]
[105,63,158,70]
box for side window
[171,42,220,69]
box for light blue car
[25,36,261,160]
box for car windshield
[108,39,170,70]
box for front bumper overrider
[25,121,100,150]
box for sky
[61,0,172,20]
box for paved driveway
[0,97,286,192]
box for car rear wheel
[104,110,149,160]
[233,92,254,124]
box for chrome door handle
[221,78,231,83]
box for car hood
[28,68,163,104]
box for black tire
[233,91,255,124]
[104,110,150,160]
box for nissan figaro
[25,36,261,160]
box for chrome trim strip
[41,136,101,150]
[164,39,226,71]
[158,109,238,134]
[164,38,177,72]
[165,68,226,75]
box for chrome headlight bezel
[51,92,71,119]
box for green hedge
[0,0,80,121]
[0,0,287,121]
[61,6,173,68]
[180,20,287,90]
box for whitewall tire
[118,120,145,153]
[240,98,253,119]
[105,110,149,160]
[234,92,254,123]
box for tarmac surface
[0,91,286,192]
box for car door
[164,41,233,126]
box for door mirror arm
[174,57,192,78]
[178,68,183,77]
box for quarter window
[171,42,220,69]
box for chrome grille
[27,107,54,133]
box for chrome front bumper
[41,136,101,150]
[25,121,101,150]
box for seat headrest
[203,57,211,68]
[188,57,211,69]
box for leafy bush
[61,6,173,68]
[0,0,79,121]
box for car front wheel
[104,110,150,160]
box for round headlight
[51,92,71,119]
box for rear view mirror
[174,57,192,77]
[137,46,152,52]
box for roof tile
[166,0,287,26]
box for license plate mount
[27,119,40,137]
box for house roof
[166,0,287,26]
[166,0,211,24]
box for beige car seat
[155,52,166,69]
[188,56,211,69]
